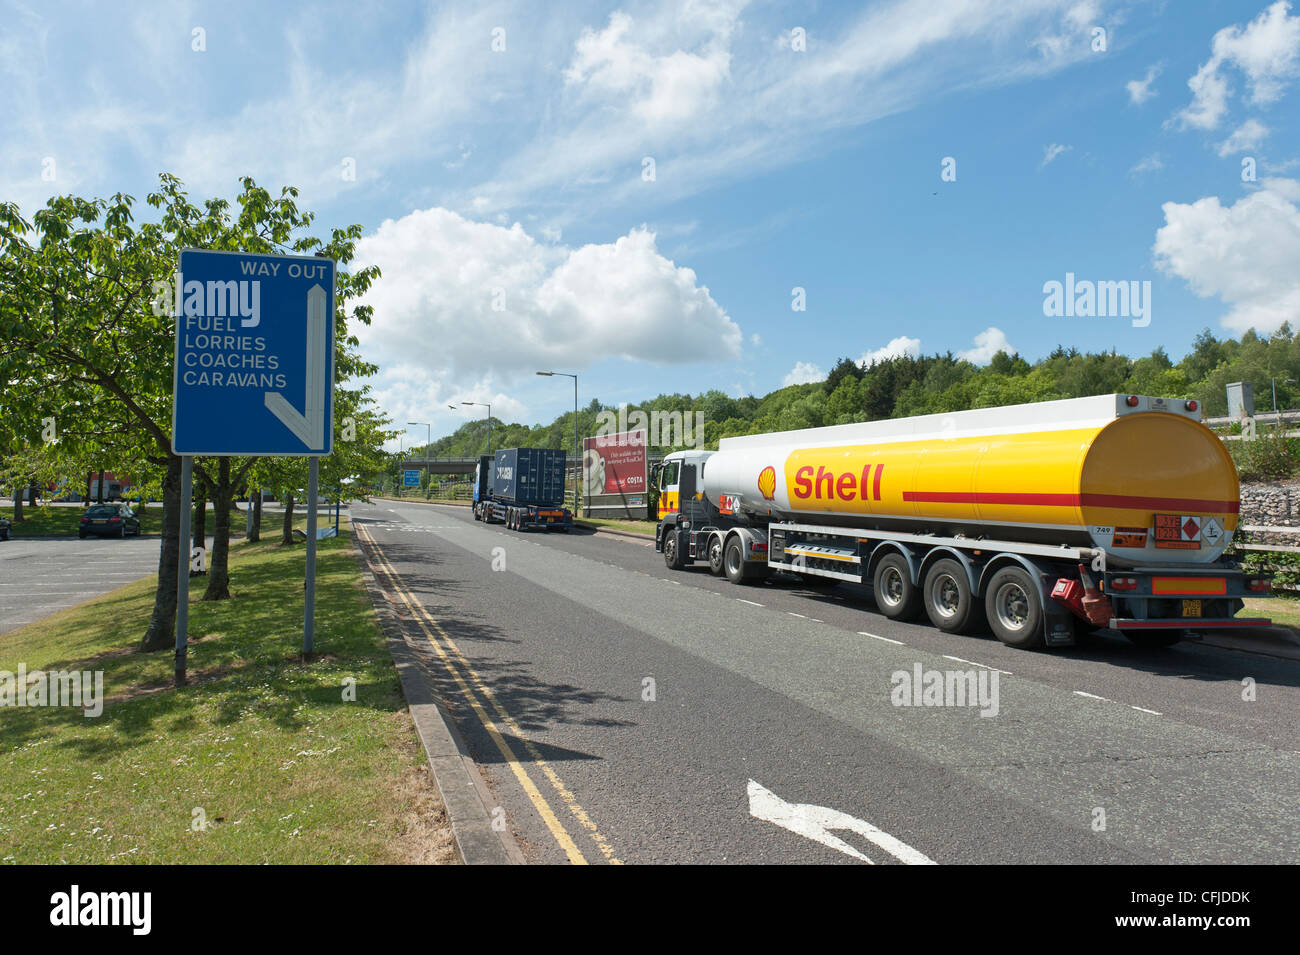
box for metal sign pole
[175,455,193,685]
[304,457,319,656]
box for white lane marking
[1073,691,1111,702]
[943,654,1012,675]
[859,631,904,645]
[748,779,936,865]
[787,612,806,619]
[736,599,764,607]
[1130,706,1163,716]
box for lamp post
[408,421,431,498]
[537,371,579,514]
[462,401,492,455]
[398,432,404,498]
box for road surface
[353,500,1300,865]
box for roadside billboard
[583,429,649,518]
[583,430,647,496]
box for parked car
[0,515,10,541]
[79,503,141,539]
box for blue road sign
[403,469,421,487]
[171,249,336,456]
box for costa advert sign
[583,430,648,496]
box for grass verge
[1244,595,1300,628]
[0,518,456,864]
[6,503,159,538]
[576,516,657,536]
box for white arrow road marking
[747,779,936,865]
[265,283,328,449]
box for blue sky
[3,0,1299,446]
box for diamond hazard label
[1202,517,1223,544]
[1155,513,1199,549]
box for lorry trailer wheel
[707,536,725,576]
[984,566,1045,649]
[923,559,979,633]
[724,536,751,584]
[873,553,920,620]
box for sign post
[171,249,337,680]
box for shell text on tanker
[791,464,884,502]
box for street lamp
[407,421,431,498]
[537,371,579,514]
[462,401,492,455]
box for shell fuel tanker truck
[653,394,1272,649]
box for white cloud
[1153,178,1300,334]
[783,361,825,386]
[958,327,1015,364]
[564,7,738,125]
[750,332,762,346]
[353,208,741,425]
[1129,153,1164,176]
[1216,118,1270,156]
[858,336,921,367]
[1040,142,1072,168]
[1174,1,1300,131]
[1126,62,1161,104]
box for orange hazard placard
[1154,513,1198,549]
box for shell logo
[757,466,777,500]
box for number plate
[1182,599,1202,617]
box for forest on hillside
[413,326,1300,460]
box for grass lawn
[1244,595,1300,628]
[6,503,160,538]
[0,518,456,864]
[576,516,657,536]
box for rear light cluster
[1247,578,1272,592]
[1126,395,1139,407]
[1185,400,1198,412]
[1109,576,1139,591]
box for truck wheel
[707,536,725,576]
[1123,629,1181,649]
[923,559,979,633]
[724,537,752,584]
[664,531,685,570]
[873,553,920,620]
[984,566,1044,649]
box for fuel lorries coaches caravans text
[653,395,1272,649]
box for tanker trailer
[654,394,1272,649]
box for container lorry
[653,394,1272,649]
[473,448,574,532]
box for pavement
[0,535,165,635]
[352,499,1300,865]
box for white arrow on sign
[265,283,328,450]
[747,779,936,865]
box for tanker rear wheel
[724,537,753,584]
[873,554,920,621]
[923,559,980,633]
[707,536,725,576]
[985,566,1045,649]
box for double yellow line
[356,523,621,865]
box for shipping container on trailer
[474,448,573,531]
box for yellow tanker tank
[701,394,1237,568]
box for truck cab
[652,449,714,520]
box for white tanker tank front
[700,394,1239,568]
